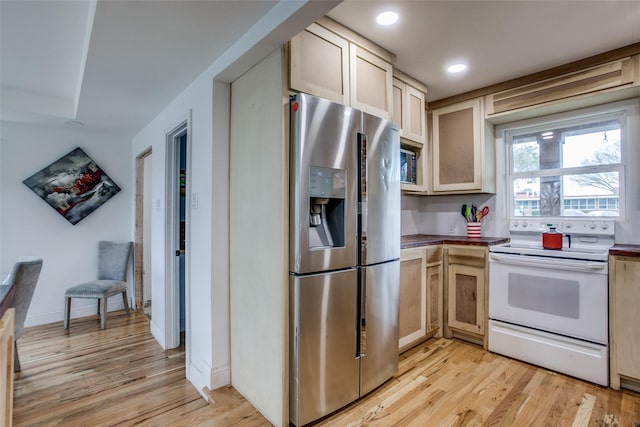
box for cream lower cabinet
[399,246,442,353]
[609,255,640,392]
[445,245,487,348]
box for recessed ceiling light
[376,11,399,26]
[447,64,467,74]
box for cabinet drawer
[426,246,442,264]
[447,246,486,267]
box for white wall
[131,71,217,395]
[129,0,339,406]
[229,48,288,427]
[401,98,640,242]
[0,121,132,326]
[405,193,505,238]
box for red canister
[542,227,563,249]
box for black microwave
[400,148,417,184]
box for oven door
[488,252,608,344]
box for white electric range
[488,218,615,386]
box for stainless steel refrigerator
[289,93,400,426]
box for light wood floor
[12,310,640,426]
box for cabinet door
[404,85,426,144]
[399,248,426,350]
[392,79,426,145]
[612,258,640,380]
[289,23,350,105]
[350,44,393,120]
[426,264,442,336]
[448,264,485,335]
[392,78,404,131]
[432,98,483,192]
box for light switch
[191,192,198,209]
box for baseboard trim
[24,297,126,328]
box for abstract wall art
[23,147,121,225]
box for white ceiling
[1,0,639,139]
[327,0,640,101]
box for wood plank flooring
[12,310,640,426]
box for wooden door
[447,264,485,336]
[350,44,393,119]
[612,258,640,381]
[289,23,350,105]
[426,264,442,336]
[399,248,426,351]
[432,98,483,192]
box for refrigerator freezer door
[359,260,400,395]
[290,269,359,426]
[290,93,359,274]
[360,113,400,266]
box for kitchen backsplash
[401,193,505,237]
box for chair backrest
[7,256,43,339]
[97,241,133,281]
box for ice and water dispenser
[309,166,345,249]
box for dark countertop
[401,234,509,249]
[609,244,640,257]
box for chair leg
[122,291,130,315]
[101,297,107,329]
[97,298,101,316]
[14,341,21,372]
[64,297,71,329]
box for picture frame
[22,147,121,225]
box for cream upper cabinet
[393,71,429,193]
[609,255,640,392]
[289,19,394,119]
[289,23,350,106]
[350,44,393,119]
[431,98,495,194]
[392,73,427,145]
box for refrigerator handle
[357,270,367,359]
[357,132,367,266]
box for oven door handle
[490,253,607,272]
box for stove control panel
[509,218,615,236]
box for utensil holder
[467,222,482,238]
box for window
[504,106,626,218]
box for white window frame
[498,101,635,221]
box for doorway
[135,149,152,319]
[178,133,187,336]
[166,122,189,348]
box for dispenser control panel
[310,166,345,198]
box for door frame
[165,116,191,349]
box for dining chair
[64,241,133,330]
[3,256,43,372]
